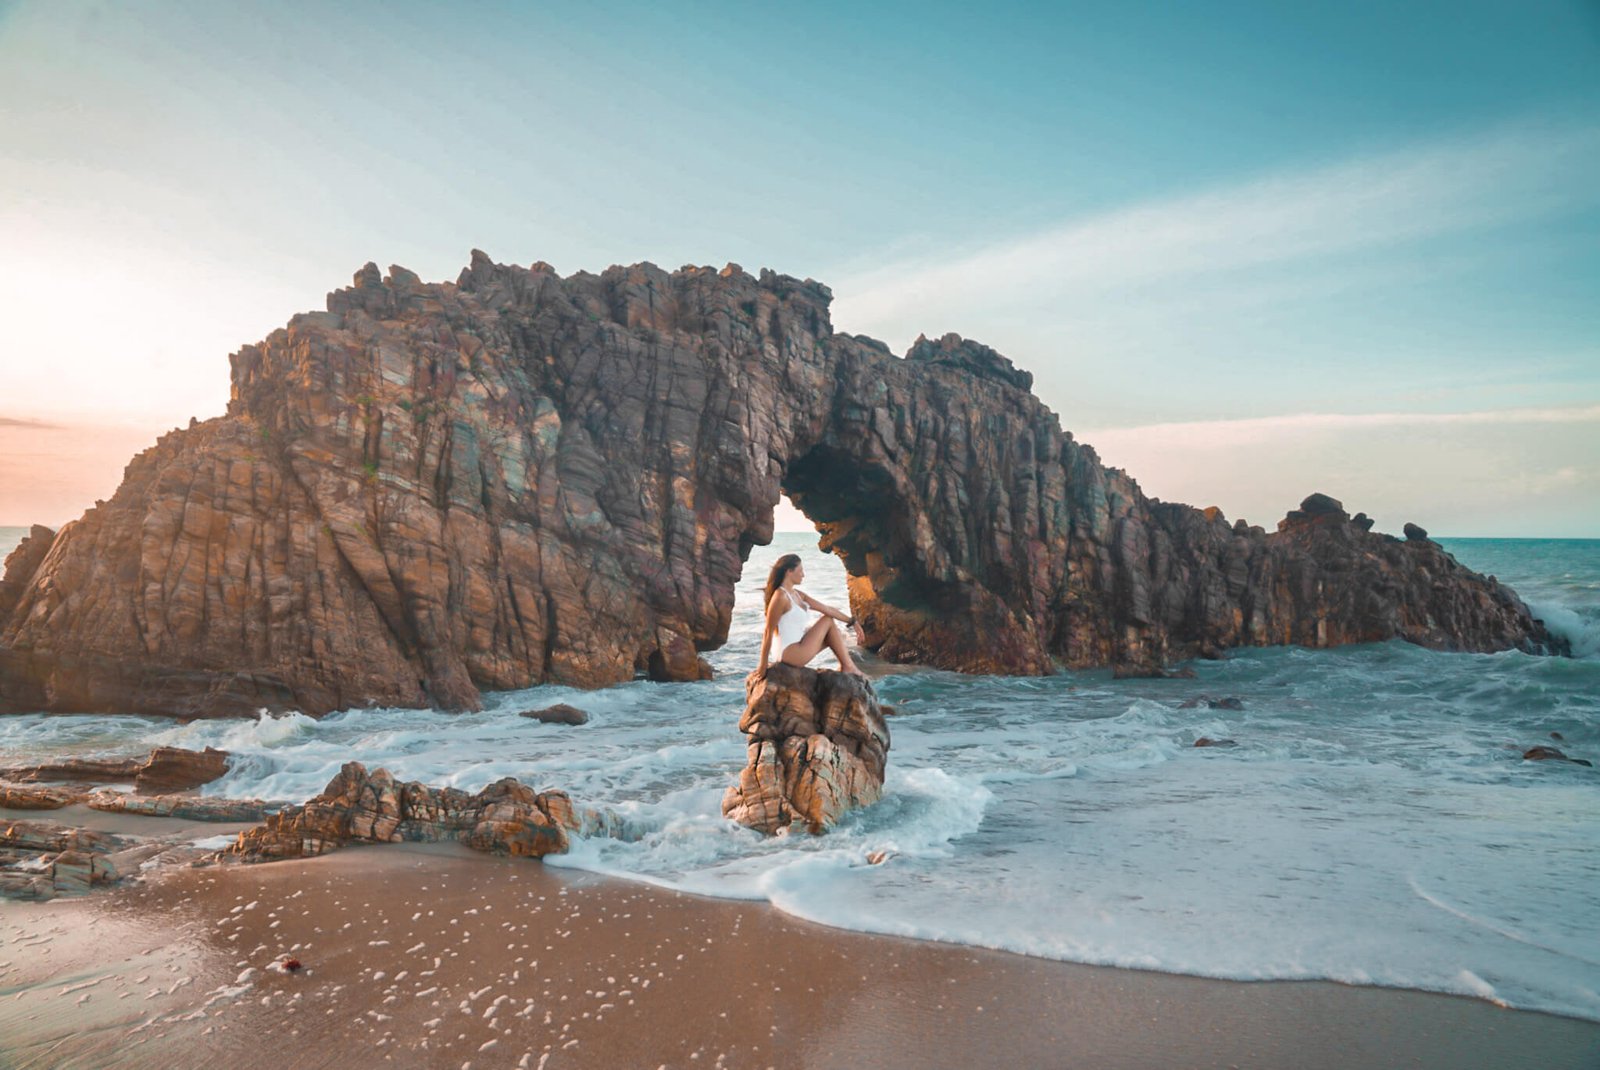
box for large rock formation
[226,761,595,862]
[722,664,890,835]
[0,254,1566,716]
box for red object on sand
[284,958,302,972]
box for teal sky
[2,1,1597,534]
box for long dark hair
[764,554,801,611]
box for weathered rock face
[0,255,1566,715]
[0,747,231,794]
[227,761,591,862]
[722,664,890,835]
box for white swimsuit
[775,590,817,652]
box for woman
[756,553,866,679]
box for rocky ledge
[226,761,610,862]
[723,664,890,835]
[0,746,233,801]
[0,255,1567,716]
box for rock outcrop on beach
[722,664,890,835]
[0,815,243,901]
[0,746,232,795]
[227,761,601,862]
[0,254,1567,716]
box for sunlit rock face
[226,761,592,863]
[0,254,1564,716]
[722,664,890,836]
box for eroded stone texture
[0,747,231,794]
[0,255,1566,716]
[722,663,890,835]
[226,761,597,862]
[86,793,275,822]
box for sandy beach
[3,833,1596,1070]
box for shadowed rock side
[723,664,890,835]
[226,761,595,862]
[0,254,1566,716]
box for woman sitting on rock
[756,553,865,679]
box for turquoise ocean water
[1,526,1596,1020]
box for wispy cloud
[1083,404,1600,449]
[832,118,1600,327]
[0,416,61,429]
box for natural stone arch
[0,254,1565,718]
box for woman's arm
[793,588,853,624]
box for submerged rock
[1178,696,1245,710]
[1194,737,1239,748]
[722,664,890,835]
[227,761,604,862]
[519,703,589,726]
[0,259,1567,717]
[1113,664,1197,680]
[1522,746,1592,767]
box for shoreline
[4,841,1597,1070]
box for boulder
[519,703,589,726]
[134,746,231,793]
[1404,522,1430,541]
[227,762,598,862]
[722,664,890,835]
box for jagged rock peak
[907,332,1034,391]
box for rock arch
[0,254,1565,717]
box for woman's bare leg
[781,617,863,675]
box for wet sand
[2,843,1597,1070]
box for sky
[1,1,1597,536]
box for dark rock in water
[1194,737,1238,748]
[134,747,231,794]
[1178,695,1244,710]
[227,762,609,862]
[1550,731,1565,741]
[1115,664,1197,680]
[519,703,589,726]
[0,256,1568,717]
[1523,746,1592,767]
[1404,522,1430,541]
[723,664,890,835]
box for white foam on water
[4,534,1598,1022]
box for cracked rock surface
[0,255,1566,716]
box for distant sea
[2,526,1597,1021]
